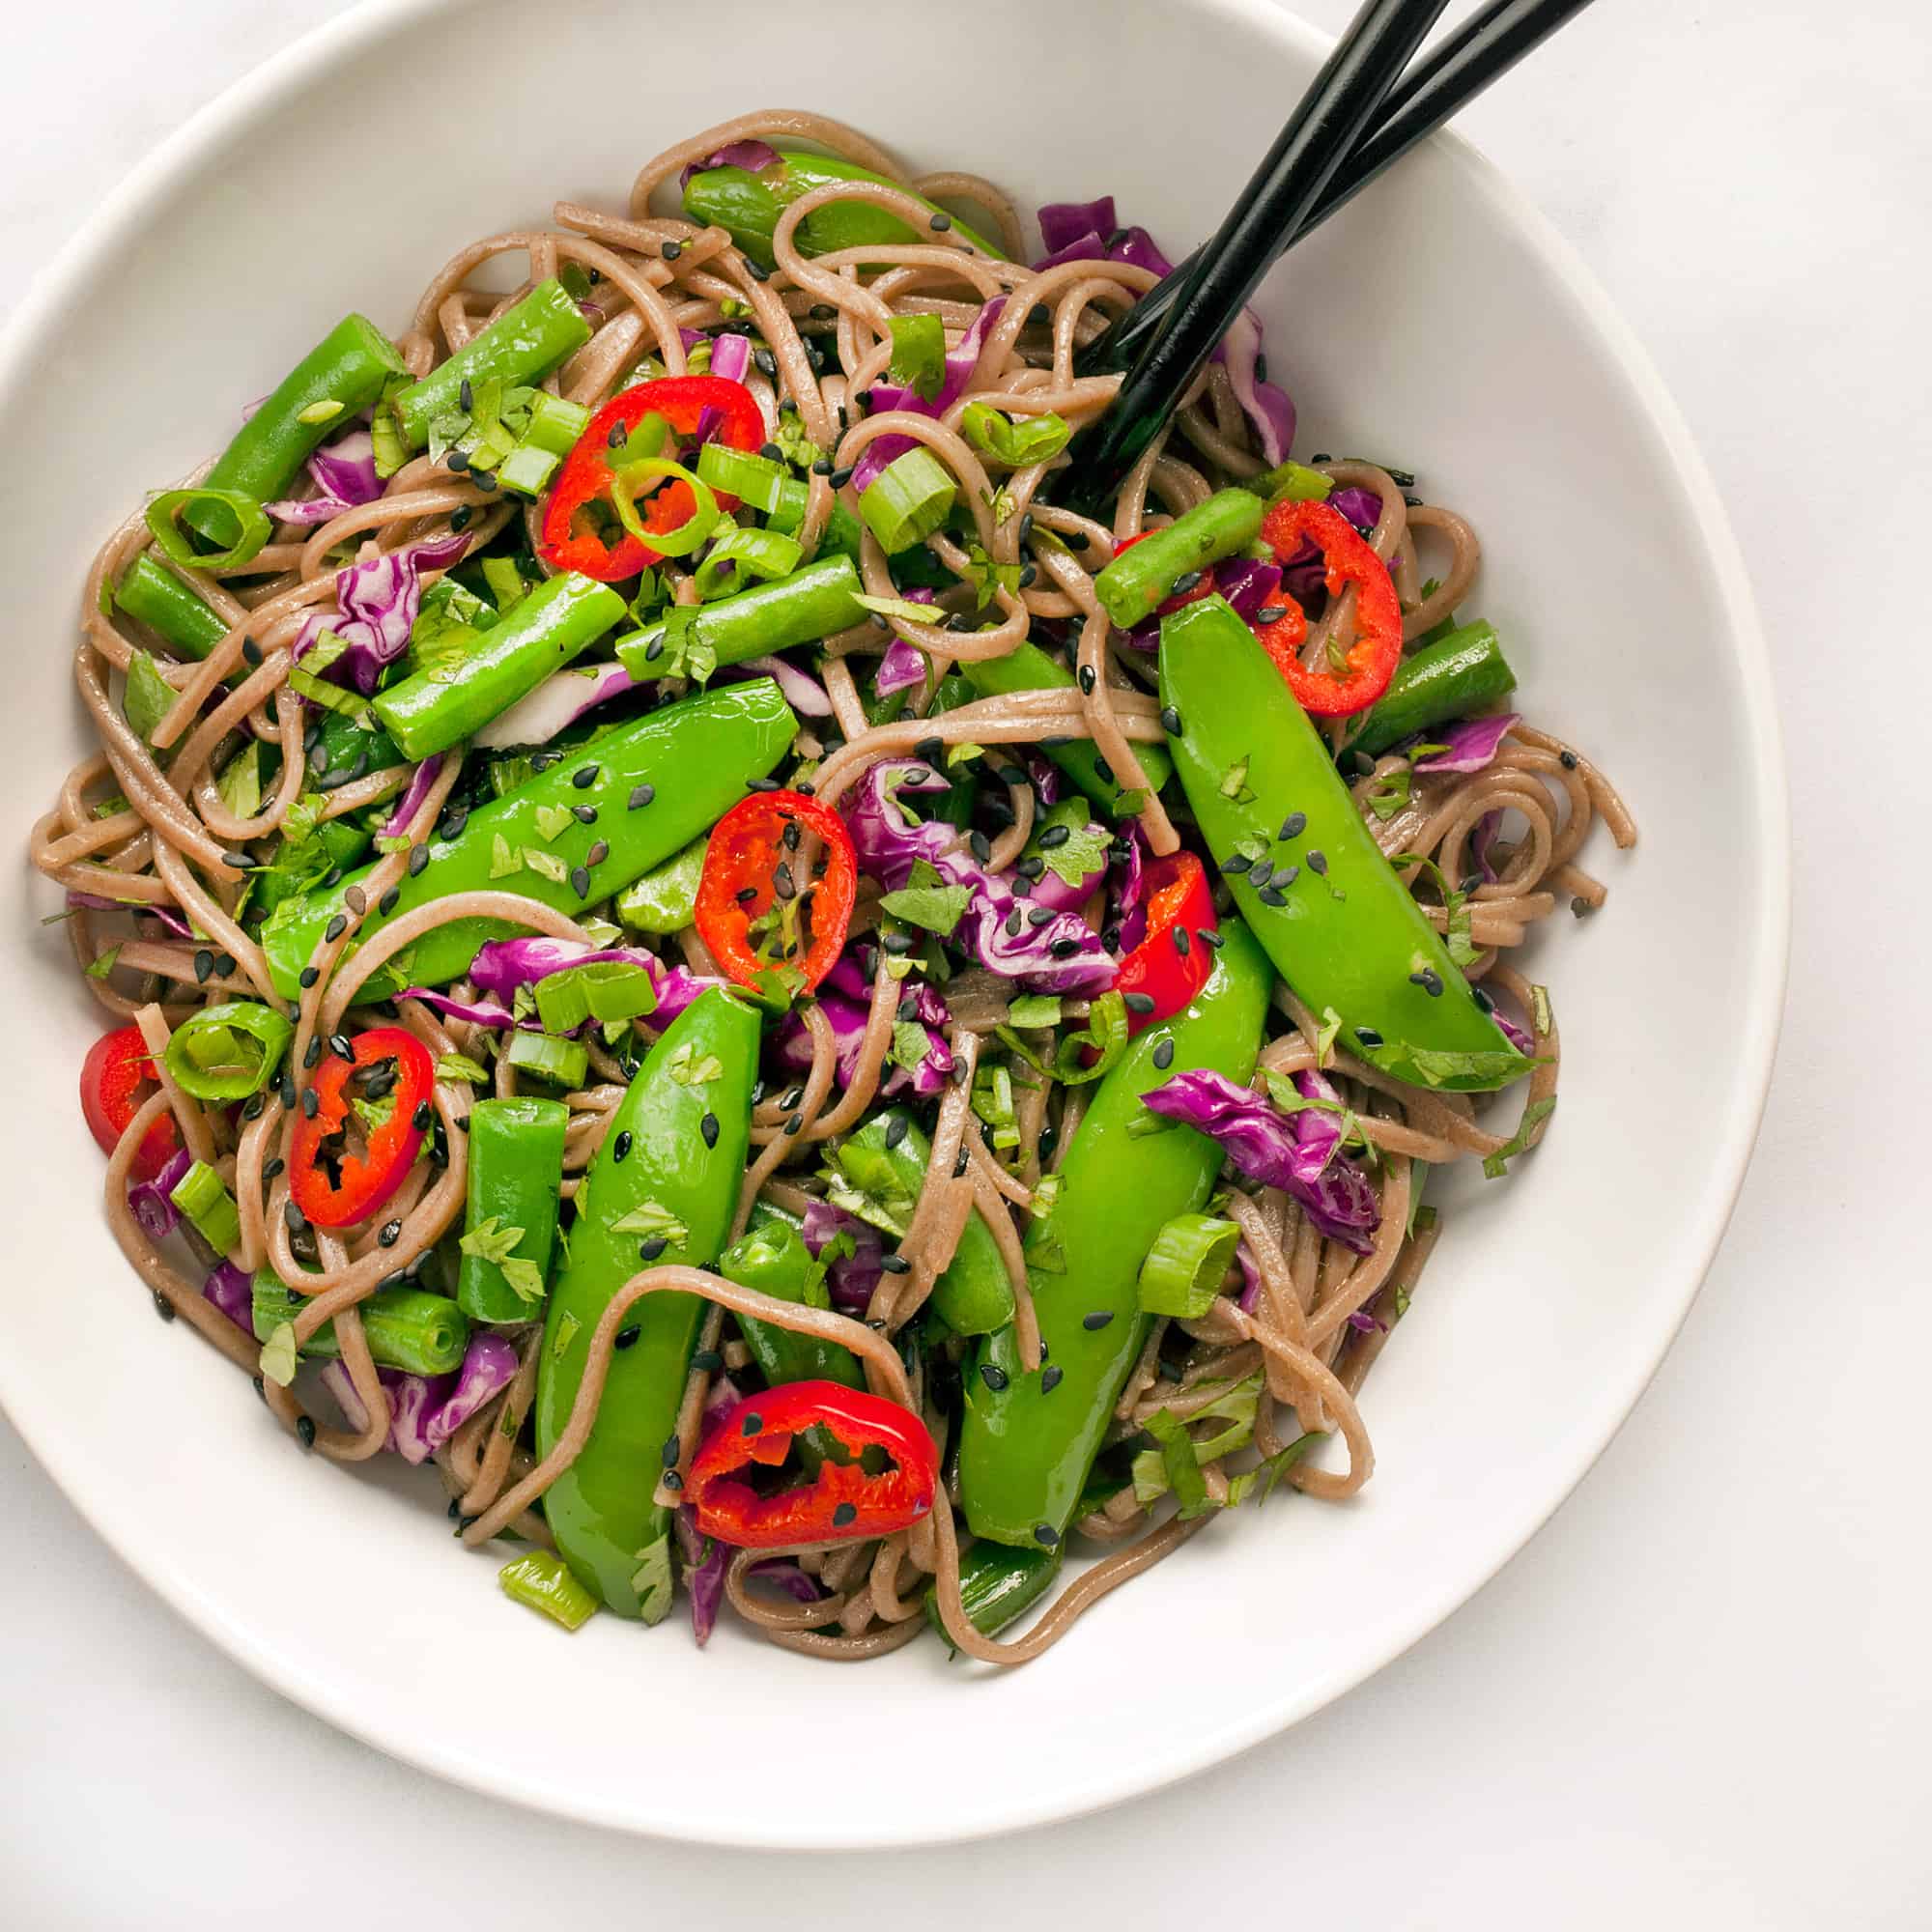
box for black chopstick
[1063,0,1596,506]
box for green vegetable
[719,1213,862,1391]
[681,148,1006,270]
[169,1161,241,1257]
[162,1001,294,1101]
[695,441,788,514]
[251,1274,470,1377]
[114,555,229,661]
[259,679,798,998]
[1160,596,1529,1092]
[614,555,866,681]
[611,456,719,557]
[458,1096,569,1322]
[389,280,591,451]
[887,314,946,398]
[615,838,705,934]
[960,402,1072,467]
[877,858,970,933]
[958,640,1172,818]
[182,312,405,547]
[956,919,1273,1547]
[505,1030,588,1089]
[693,526,803,602]
[538,989,758,1618]
[1050,989,1128,1086]
[533,959,658,1034]
[924,1541,1063,1647]
[1346,621,1518,762]
[1137,1212,1241,1318]
[371,571,625,759]
[498,1550,599,1631]
[1241,459,1334,504]
[121,651,178,746]
[858,447,955,554]
[1092,489,1264,629]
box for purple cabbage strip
[399,939,723,1037]
[1492,1007,1535,1055]
[1235,1239,1264,1315]
[873,633,927,698]
[393,988,521,1030]
[318,1336,516,1464]
[744,1559,825,1605]
[1111,818,1150,953]
[709,332,753,384]
[679,1505,732,1649]
[1021,752,1063,807]
[128,1145,193,1243]
[678,138,781,193]
[380,754,444,840]
[801,1199,884,1315]
[1143,1066,1380,1254]
[719,653,832,718]
[1038,195,1117,254]
[263,425,384,526]
[424,1335,521,1452]
[1327,484,1383,533]
[383,1373,448,1464]
[290,530,469,696]
[854,297,1008,492]
[472,662,637,751]
[1121,554,1286,652]
[202,1261,254,1335]
[1412,713,1521,776]
[1470,809,1504,883]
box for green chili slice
[144,488,273,573]
[163,1001,295,1101]
[1052,989,1129,1086]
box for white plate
[0,0,1786,1848]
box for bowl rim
[0,0,1790,1847]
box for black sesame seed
[458,377,474,412]
[1082,1310,1114,1330]
[1151,1037,1176,1069]
[1572,897,1594,918]
[1077,664,1096,695]
[980,1362,1009,1392]
[323,915,348,943]
[1355,1026,1384,1048]
[572,764,600,789]
[884,1114,909,1150]
[1122,991,1156,1015]
[1247,861,1272,891]
[880,1253,911,1274]
[1172,924,1191,956]
[953,1145,970,1178]
[1019,561,1037,588]
[829,464,856,490]
[744,256,772,282]
[1037,824,1070,850]
[1259,886,1288,907]
[277,1074,297,1109]
[240,637,263,668]
[784,1113,804,1136]
[700,1111,720,1149]
[661,1435,682,1468]
[692,1349,724,1373]
[1027,905,1055,927]
[450,505,473,532]
[570,867,592,897]
[915,735,944,767]
[412,1100,433,1131]
[662,1470,683,1492]
[284,1201,308,1235]
[612,1130,633,1163]
[446,447,470,472]
[298,965,320,990]
[1040,1365,1065,1393]
[1033,1523,1060,1548]
[296,1413,316,1449]
[1472,985,1496,1013]
[929,212,952,231]
[302,1037,322,1069]
[639,1236,668,1261]
[1048,938,1080,958]
[1005,906,1024,938]
[242,1094,267,1122]
[661,240,683,262]
[1409,968,1445,997]
[780,1086,804,1109]
[153,1289,175,1322]
[746,776,781,791]
[613,1324,641,1350]
[1559,749,1578,770]
[830,1499,859,1528]
[1222,852,1252,874]
[531,751,564,771]
[1172,569,1204,597]
[1100,921,1122,950]
[192,949,214,983]
[379,886,401,915]
[1305,849,1328,875]
[1280,811,1307,840]
[1274,864,1300,888]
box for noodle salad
[34,112,1634,1662]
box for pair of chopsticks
[1063,0,1597,508]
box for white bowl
[0,0,1785,1848]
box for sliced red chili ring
[1112,852,1217,1035]
[694,789,857,1000]
[79,1025,181,1181]
[537,375,765,582]
[1253,497,1404,717]
[688,1380,940,1548]
[287,1026,436,1229]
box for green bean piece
[1092,488,1264,629]
[371,571,626,759]
[114,555,229,661]
[959,640,1172,818]
[184,313,406,549]
[498,1550,598,1631]
[613,554,867,681]
[390,279,592,451]
[1346,621,1518,761]
[250,1275,470,1377]
[924,1541,1064,1645]
[458,1097,569,1323]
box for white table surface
[4,2,1926,1922]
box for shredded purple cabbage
[473,663,637,751]
[400,938,721,1037]
[1470,809,1504,883]
[678,1504,732,1648]
[319,1334,517,1465]
[1022,752,1063,808]
[380,755,444,840]
[1492,1006,1535,1055]
[854,298,1008,492]
[1412,713,1521,775]
[679,138,781,193]
[873,633,927,698]
[1143,1067,1380,1253]
[128,1145,193,1243]
[1235,1239,1264,1315]
[263,425,384,526]
[1327,484,1383,533]
[291,530,469,696]
[744,1559,825,1605]
[709,331,753,385]
[801,1199,884,1314]
[203,1261,254,1335]
[426,1335,520,1449]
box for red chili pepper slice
[287,1026,436,1229]
[79,1025,181,1181]
[1253,497,1404,717]
[694,789,857,1000]
[537,375,765,582]
[1113,852,1217,1036]
[689,1380,940,1548]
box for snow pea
[614,836,706,935]
[457,1096,569,1323]
[955,918,1272,1548]
[1161,595,1528,1092]
[681,150,1006,270]
[258,679,797,998]
[923,1541,1063,1646]
[720,1212,863,1392]
[537,988,758,1619]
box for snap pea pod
[311,707,403,792]
[1346,620,1517,761]
[371,572,626,759]
[183,312,407,549]
[250,817,371,920]
[613,554,866,682]
[682,149,1006,270]
[114,555,229,660]
[958,639,1172,819]
[250,1274,469,1377]
[389,279,592,450]
[614,836,706,934]
[956,919,1273,1547]
[1092,489,1264,629]
[258,679,797,998]
[1160,596,1528,1093]
[843,1108,1013,1336]
[720,1214,863,1391]
[457,1096,570,1323]
[537,989,758,1619]
[923,1541,1064,1646]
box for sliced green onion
[858,446,955,555]
[122,650,177,746]
[252,1273,470,1376]
[505,1029,590,1088]
[480,555,529,613]
[960,402,1072,468]
[1244,459,1335,504]
[287,665,371,719]
[695,440,787,514]
[611,456,718,558]
[498,1550,599,1631]
[887,314,946,400]
[694,526,804,602]
[164,1002,295,1100]
[532,960,660,1034]
[497,443,562,497]
[1052,990,1128,1086]
[1137,1212,1242,1319]
[144,488,272,572]
[523,391,591,459]
[215,740,268,821]
[169,1161,242,1257]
